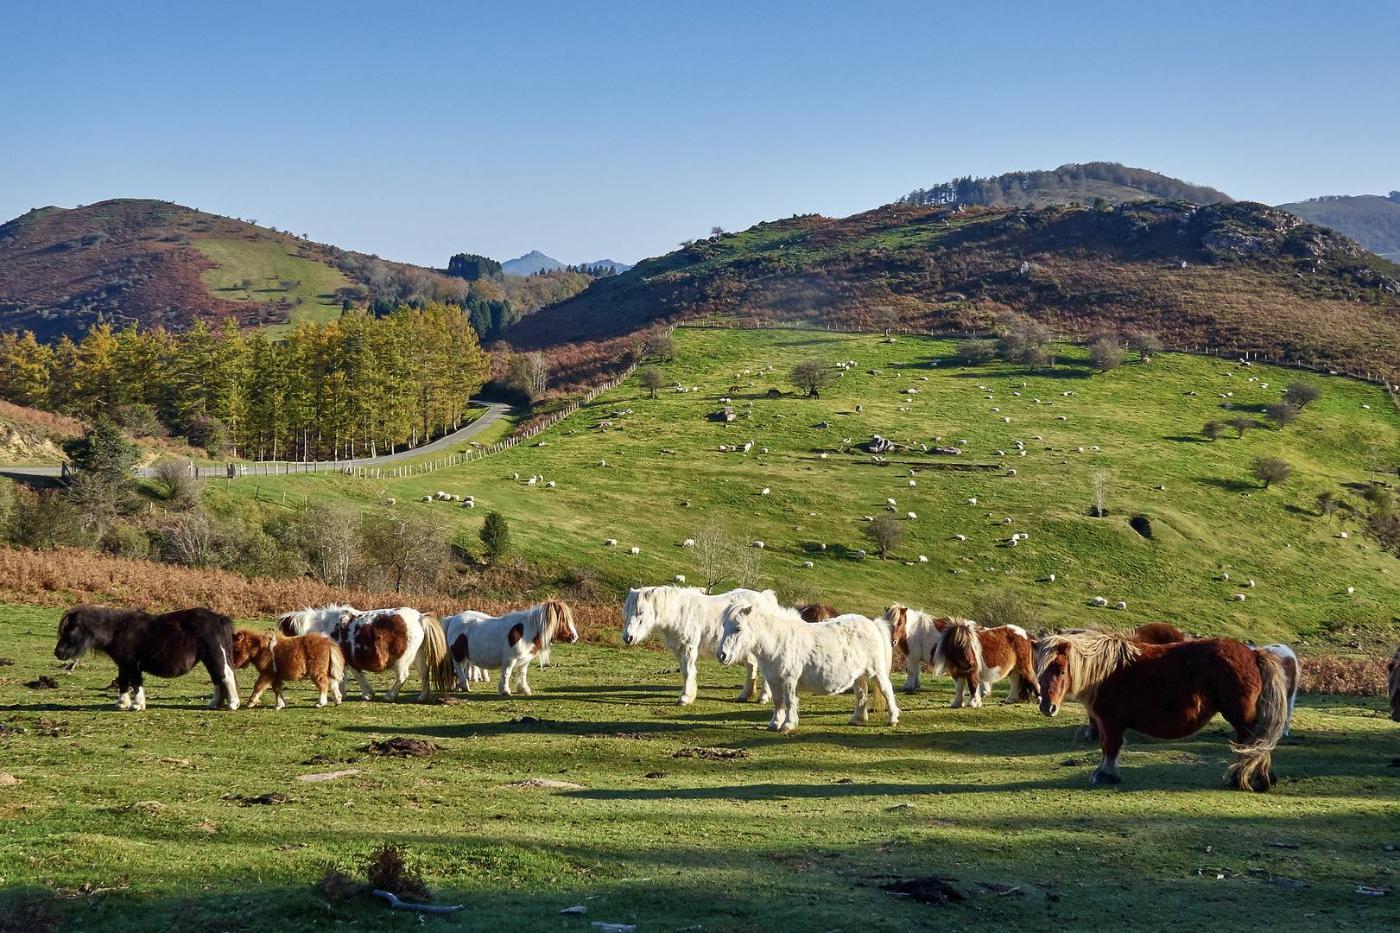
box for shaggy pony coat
[881,604,950,692]
[53,604,239,711]
[1036,632,1290,791]
[231,629,345,709]
[442,600,579,696]
[716,590,899,733]
[621,586,773,705]
[932,620,1038,707]
[332,607,453,703]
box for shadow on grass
[1195,477,1257,493]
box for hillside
[503,200,1400,388]
[0,200,591,340]
[898,162,1232,209]
[219,327,1400,646]
[1278,193,1400,261]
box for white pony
[281,604,451,702]
[621,586,772,705]
[441,600,579,696]
[717,590,899,733]
[881,604,950,693]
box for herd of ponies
[52,585,1400,793]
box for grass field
[215,327,1400,648]
[194,237,352,333]
[1,603,1397,932]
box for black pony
[54,605,240,711]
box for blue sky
[4,1,1397,266]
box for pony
[797,603,839,623]
[1036,631,1289,791]
[1389,646,1400,722]
[932,619,1038,707]
[231,628,345,709]
[332,607,453,702]
[53,604,240,711]
[442,600,579,696]
[621,586,773,705]
[1257,643,1301,735]
[277,604,357,637]
[1128,621,1191,644]
[881,604,951,692]
[440,610,493,689]
[716,590,899,733]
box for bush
[98,522,151,560]
[1283,382,1322,408]
[6,490,89,550]
[1299,654,1388,696]
[360,510,450,592]
[1202,420,1226,441]
[1228,415,1258,438]
[1127,330,1163,360]
[1265,402,1299,428]
[790,359,831,398]
[970,589,1037,631]
[185,414,229,457]
[1316,490,1341,517]
[479,510,511,562]
[637,365,664,398]
[995,313,1053,368]
[1089,336,1125,371]
[956,339,996,364]
[153,458,204,510]
[1251,457,1293,488]
[864,514,904,558]
[113,403,167,438]
[1360,484,1396,512]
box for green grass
[194,237,352,334]
[216,327,1400,647]
[1,604,1397,931]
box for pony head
[882,604,910,654]
[1388,648,1400,723]
[716,594,775,665]
[1035,638,1073,717]
[54,605,100,661]
[231,629,275,668]
[621,587,663,646]
[545,600,580,645]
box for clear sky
[4,1,1397,267]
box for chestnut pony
[1036,631,1290,791]
[231,629,345,709]
[933,619,1038,706]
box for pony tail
[419,614,454,699]
[328,639,346,685]
[1226,650,1288,792]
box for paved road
[0,401,513,480]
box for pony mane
[1037,631,1142,701]
[539,599,575,646]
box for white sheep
[854,549,867,560]
[681,538,696,548]
[1047,573,1056,582]
[761,487,771,496]
[527,477,538,486]
[886,497,897,507]
[752,541,766,549]
[819,453,828,459]
[1346,586,1355,595]
[604,538,618,547]
[802,561,814,568]
[906,512,917,520]
[385,498,396,506]
[1337,532,1349,539]
[1091,596,1108,607]
[546,480,556,488]
[918,555,929,563]
[1245,579,1255,588]
[598,459,607,467]
[1115,601,1127,610]
[674,574,686,584]
[1007,469,1017,477]
[760,447,769,454]
[863,515,875,522]
[966,497,977,506]
[420,495,433,503]
[1233,593,1246,602]
[908,479,917,487]
[952,534,967,542]
[629,546,641,555]
[1002,417,1011,423]
[1002,517,1014,525]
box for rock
[866,435,896,454]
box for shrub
[113,403,167,438]
[789,359,831,398]
[1202,420,1226,441]
[1127,330,1163,360]
[365,843,430,903]
[1089,336,1125,371]
[479,510,511,562]
[6,490,89,550]
[692,522,759,592]
[1265,402,1299,428]
[1299,654,1388,696]
[1366,509,1400,556]
[361,510,450,592]
[956,339,996,364]
[1360,484,1396,512]
[1251,457,1293,488]
[185,414,229,457]
[995,313,1053,368]
[153,458,204,510]
[97,522,150,560]
[1282,382,1322,408]
[637,365,664,398]
[864,514,904,558]
[1228,415,1258,438]
[645,331,675,360]
[1316,490,1341,517]
[970,589,1037,631]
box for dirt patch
[589,730,648,740]
[302,753,359,766]
[364,737,438,758]
[116,801,167,815]
[673,746,748,761]
[32,719,68,738]
[881,876,966,905]
[25,676,58,690]
[226,792,291,807]
[0,772,22,786]
[506,715,555,727]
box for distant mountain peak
[898,161,1232,209]
[502,250,564,276]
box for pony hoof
[677,696,695,706]
[1090,770,1122,786]
[778,724,797,734]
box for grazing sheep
[681,538,696,548]
[802,561,815,568]
[761,487,771,495]
[1346,586,1355,595]
[604,538,618,547]
[854,549,867,560]
[385,498,396,506]
[629,546,641,555]
[760,447,769,454]
[966,497,977,506]
[1115,601,1127,610]
[420,495,433,503]
[952,534,967,542]
[908,479,917,487]
[598,459,607,467]
[1337,532,1349,539]
[460,499,475,508]
[546,481,556,488]
[1219,572,1230,581]
[1234,593,1246,602]
[1007,469,1017,477]
[918,555,929,563]
[1047,573,1056,582]
[886,497,897,506]
[752,541,766,549]
[1245,579,1256,588]
[1091,596,1109,607]
[906,512,917,520]
[674,575,687,584]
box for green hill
[898,162,1232,208]
[1278,193,1400,261]
[217,326,1400,647]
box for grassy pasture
[194,237,352,333]
[215,327,1400,646]
[0,604,1397,932]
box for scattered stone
[504,778,586,790]
[297,769,361,783]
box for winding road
[1,401,513,480]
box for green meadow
[195,237,352,333]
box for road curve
[1,401,514,480]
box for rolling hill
[898,162,1232,209]
[503,200,1400,389]
[1278,192,1400,261]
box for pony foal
[231,629,345,709]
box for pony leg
[387,656,413,702]
[950,678,965,708]
[274,686,287,710]
[516,661,533,697]
[737,656,756,702]
[876,670,900,726]
[413,646,430,702]
[330,678,343,705]
[115,665,136,710]
[902,664,921,693]
[1091,723,1124,786]
[498,662,514,696]
[128,669,147,711]
[314,674,329,708]
[677,645,699,706]
[850,675,870,725]
[779,684,800,733]
[767,681,786,731]
[248,672,274,708]
[1001,674,1023,705]
[454,661,469,692]
[353,668,374,702]
[966,670,983,709]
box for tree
[1316,490,1340,517]
[1089,336,1125,371]
[1265,402,1299,428]
[446,253,502,281]
[1202,420,1226,442]
[995,313,1053,368]
[479,510,511,561]
[1283,382,1321,409]
[1251,457,1293,488]
[692,522,759,593]
[957,339,996,364]
[638,365,664,398]
[153,458,204,511]
[508,352,550,402]
[645,330,675,361]
[1127,330,1163,361]
[360,510,447,592]
[295,503,360,588]
[63,417,137,491]
[790,359,831,398]
[865,514,904,558]
[1228,416,1257,438]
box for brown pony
[1036,631,1289,791]
[232,629,345,709]
[1128,621,1190,645]
[797,603,839,623]
[1388,646,1400,722]
[932,619,1038,707]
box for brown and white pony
[1036,631,1290,791]
[332,607,453,703]
[231,629,345,709]
[1389,647,1400,723]
[53,605,239,711]
[933,619,1038,706]
[881,604,950,692]
[442,600,579,695]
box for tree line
[0,304,490,461]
